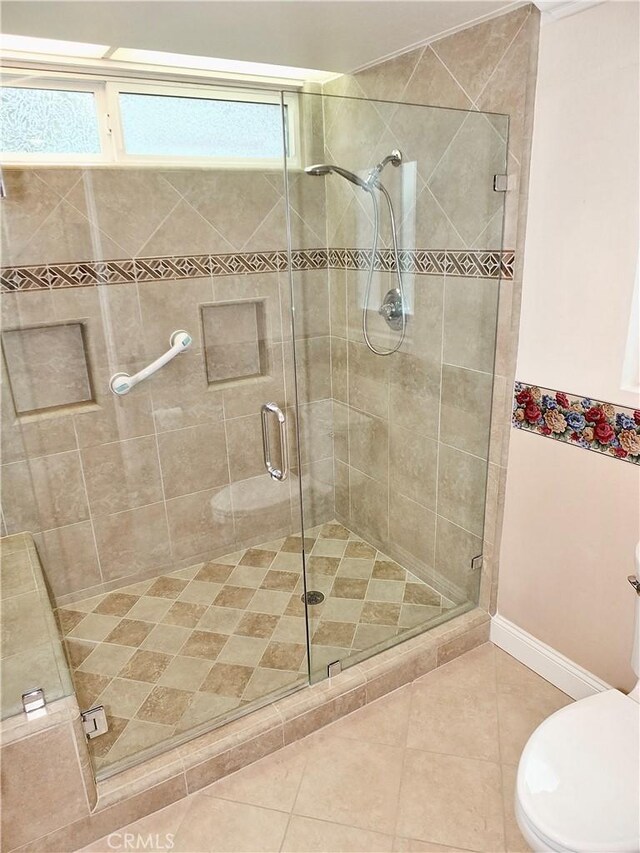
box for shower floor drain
[301,590,325,605]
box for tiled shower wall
[0,167,333,604]
[323,4,540,608]
[1,4,539,610]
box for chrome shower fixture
[305,150,407,356]
[366,148,402,188]
[304,163,368,189]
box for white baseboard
[490,614,611,700]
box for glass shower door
[285,90,508,679]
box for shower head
[304,163,369,190]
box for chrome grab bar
[261,402,289,481]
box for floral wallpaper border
[0,248,514,292]
[513,382,640,465]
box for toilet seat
[516,689,640,853]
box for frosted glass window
[0,87,101,154]
[119,92,284,158]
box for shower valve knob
[379,288,404,331]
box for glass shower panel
[0,78,308,776]
[286,91,508,679]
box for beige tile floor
[79,643,571,852]
[58,522,453,773]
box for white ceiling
[0,0,521,73]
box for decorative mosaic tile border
[513,382,640,465]
[332,248,514,279]
[0,248,513,293]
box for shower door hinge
[22,687,46,714]
[471,554,484,571]
[493,174,508,192]
[81,705,109,740]
[327,660,342,678]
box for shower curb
[5,608,489,852]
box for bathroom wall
[0,166,333,604]
[321,5,540,604]
[498,1,640,690]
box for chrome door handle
[261,402,289,481]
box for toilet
[515,545,640,852]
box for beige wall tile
[402,47,473,109]
[2,451,89,533]
[165,487,235,561]
[437,445,487,538]
[443,276,499,373]
[440,365,493,460]
[301,458,335,529]
[36,522,102,598]
[74,390,155,450]
[330,337,348,404]
[4,413,78,463]
[334,459,350,522]
[226,414,265,482]
[348,341,389,420]
[434,517,482,602]
[294,336,332,404]
[158,422,229,499]
[388,492,436,570]
[349,408,389,484]
[82,436,163,517]
[66,169,182,258]
[389,352,440,440]
[137,277,212,358]
[221,344,286,420]
[161,169,284,253]
[93,503,171,582]
[0,170,65,266]
[349,467,389,545]
[428,113,506,247]
[430,5,530,103]
[292,269,331,339]
[389,424,437,510]
[139,198,233,257]
[297,400,334,466]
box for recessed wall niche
[2,323,94,415]
[201,300,267,385]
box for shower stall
[0,78,508,778]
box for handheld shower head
[305,164,332,177]
[305,163,369,190]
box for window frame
[0,69,300,169]
[0,74,111,164]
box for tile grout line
[72,419,106,586]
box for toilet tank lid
[517,690,640,853]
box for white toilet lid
[517,690,640,853]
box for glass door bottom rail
[57,521,456,774]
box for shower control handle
[261,402,289,482]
